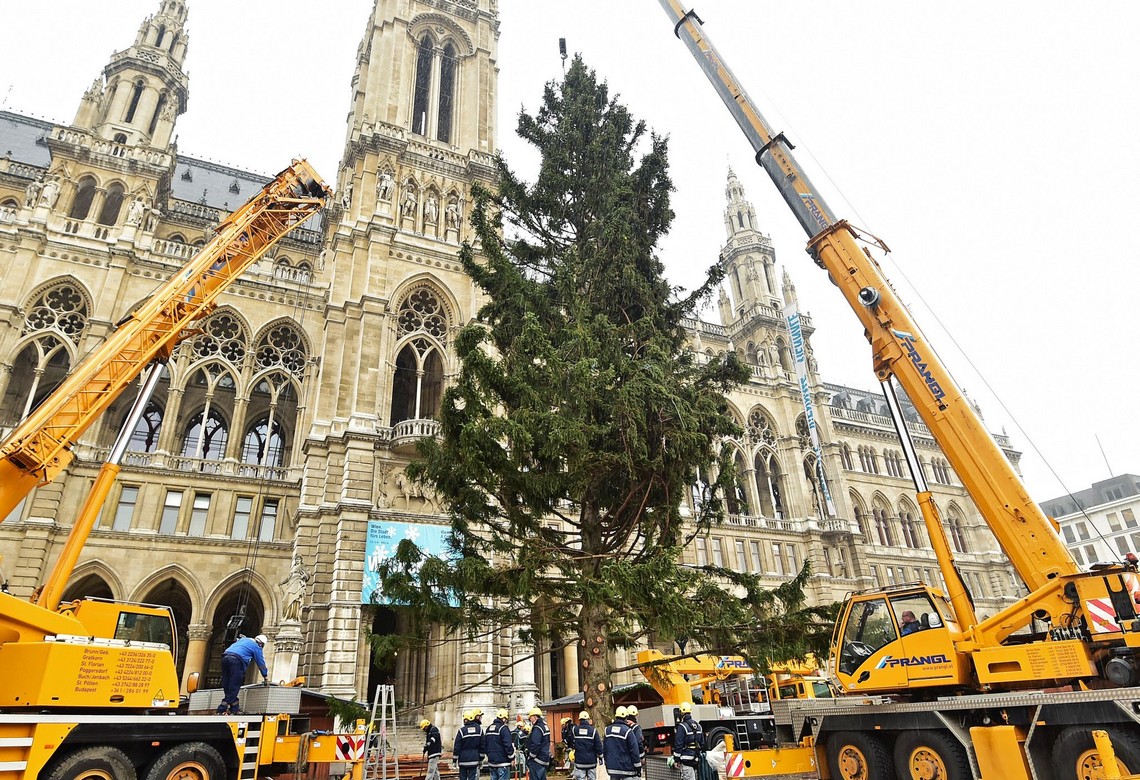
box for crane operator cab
[829,585,971,693]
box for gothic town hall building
[0,0,1021,729]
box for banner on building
[362,520,452,605]
[783,302,836,517]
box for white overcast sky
[1,1,1137,504]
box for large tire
[892,730,970,780]
[705,727,732,751]
[45,746,137,780]
[143,742,226,780]
[826,731,891,780]
[1052,726,1140,780]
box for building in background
[1042,475,1140,569]
[0,0,1020,731]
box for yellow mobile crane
[0,160,368,780]
[659,3,1140,780]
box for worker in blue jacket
[570,711,604,780]
[526,707,551,780]
[421,718,443,780]
[603,707,640,780]
[672,702,704,780]
[216,634,268,715]
[485,708,517,780]
[454,710,486,780]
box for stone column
[182,624,212,695]
[224,396,250,462]
[154,386,185,459]
[509,629,539,715]
[561,643,579,697]
[270,622,304,684]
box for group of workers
[418,699,705,780]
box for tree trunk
[579,503,614,724]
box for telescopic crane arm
[656,1,1078,595]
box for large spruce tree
[377,58,833,719]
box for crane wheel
[892,730,969,780]
[143,742,226,780]
[705,727,732,751]
[1052,726,1140,780]
[825,731,890,780]
[45,746,137,780]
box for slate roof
[0,110,53,170]
[1,109,322,232]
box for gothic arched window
[128,404,164,453]
[725,452,749,516]
[412,35,433,136]
[186,311,247,366]
[181,407,229,461]
[900,508,920,549]
[242,372,298,469]
[254,322,307,376]
[97,183,126,226]
[754,451,784,518]
[437,43,457,143]
[125,80,145,123]
[948,509,969,553]
[390,338,444,425]
[1,338,70,423]
[24,283,88,342]
[839,444,854,471]
[149,93,167,136]
[873,504,894,547]
[69,177,97,221]
[241,415,286,467]
[747,408,776,446]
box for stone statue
[401,187,417,218]
[376,171,394,201]
[24,178,42,208]
[340,178,353,210]
[445,199,461,229]
[424,193,438,224]
[125,196,147,227]
[280,553,311,622]
[39,178,61,209]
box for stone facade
[0,0,1020,733]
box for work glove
[262,676,270,686]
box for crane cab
[829,585,971,693]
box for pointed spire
[782,268,798,306]
[723,168,760,239]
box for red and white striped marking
[336,735,366,761]
[1086,598,1122,633]
[727,753,745,777]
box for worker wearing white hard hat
[571,710,604,780]
[623,705,645,769]
[527,707,552,780]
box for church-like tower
[298,0,504,713]
[719,168,779,322]
[73,0,189,150]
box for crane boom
[657,0,1077,590]
[0,159,329,522]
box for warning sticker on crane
[1086,598,1122,633]
[335,735,366,761]
[727,753,746,777]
